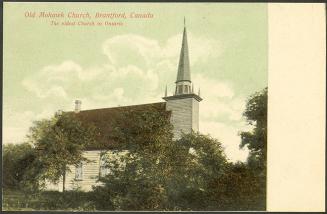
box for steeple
[171,18,194,96]
[162,18,202,139]
[163,18,202,101]
[176,18,191,83]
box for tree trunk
[62,166,66,192]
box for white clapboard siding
[166,97,199,139]
[65,150,101,191]
[44,150,127,192]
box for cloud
[3,108,54,144]
[12,33,249,162]
[103,34,162,68]
[193,73,251,161]
[201,121,249,162]
[162,33,222,66]
[22,60,82,100]
[102,33,221,70]
[21,33,220,106]
[22,79,68,99]
[194,74,234,98]
[194,73,244,122]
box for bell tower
[163,19,202,139]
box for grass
[2,189,96,211]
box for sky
[3,3,267,162]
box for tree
[199,88,267,211]
[27,112,99,192]
[93,107,173,210]
[206,162,266,211]
[92,107,228,211]
[237,87,267,210]
[167,133,228,210]
[2,143,36,190]
[240,87,267,172]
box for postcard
[2,2,325,212]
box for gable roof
[74,102,169,150]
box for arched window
[184,85,188,93]
[178,85,183,94]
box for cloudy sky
[3,3,267,162]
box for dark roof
[74,102,168,150]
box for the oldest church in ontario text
[46,23,203,192]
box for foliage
[92,107,173,210]
[26,112,99,191]
[240,87,267,172]
[92,108,228,211]
[236,87,268,210]
[3,89,268,211]
[206,162,266,211]
[167,133,228,210]
[2,143,37,190]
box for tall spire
[176,18,191,83]
[163,18,202,103]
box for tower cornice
[163,93,202,102]
[175,80,192,84]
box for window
[184,85,188,93]
[100,155,111,177]
[178,85,183,94]
[75,162,83,180]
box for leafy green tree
[167,133,228,210]
[27,112,99,192]
[240,87,267,172]
[236,87,267,210]
[93,107,173,210]
[205,88,267,211]
[206,162,266,211]
[92,108,228,211]
[2,143,36,190]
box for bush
[206,163,266,211]
[37,191,96,210]
[3,143,36,190]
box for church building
[45,23,202,192]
